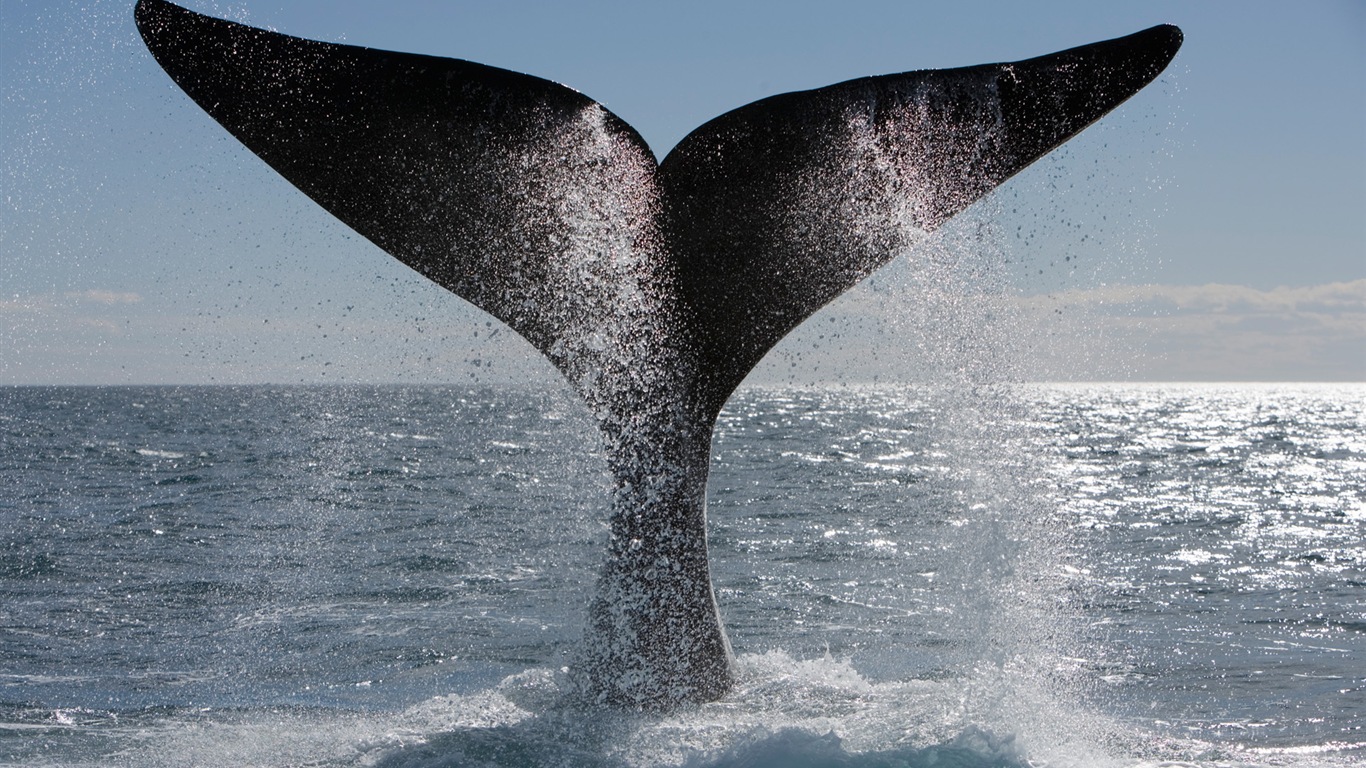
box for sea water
[2,383,1362,767]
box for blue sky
[2,0,1363,384]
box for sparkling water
[2,382,1362,766]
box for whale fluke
[662,25,1183,414]
[136,0,1180,709]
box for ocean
[2,382,1362,767]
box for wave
[15,651,1356,768]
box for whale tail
[135,0,1179,414]
[136,0,1180,709]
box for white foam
[135,448,185,459]
[54,652,1361,768]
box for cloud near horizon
[1008,279,1365,381]
[1,289,151,383]
[65,289,143,306]
[1023,280,1364,315]
[1,280,1362,385]
[1,289,144,313]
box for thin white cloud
[0,295,51,313]
[1009,280,1365,381]
[66,289,143,305]
[1018,279,1366,315]
[2,289,145,312]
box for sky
[2,0,1363,385]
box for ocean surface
[2,382,1362,767]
